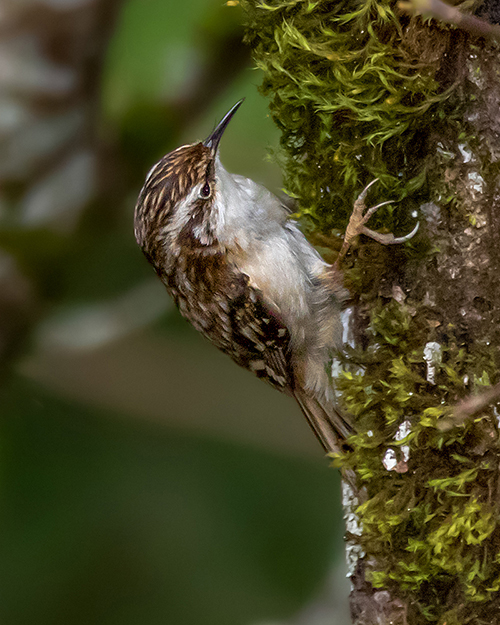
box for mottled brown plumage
[136,151,294,391]
[135,101,353,454]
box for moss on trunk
[240,0,500,622]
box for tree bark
[241,0,500,622]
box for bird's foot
[334,179,419,268]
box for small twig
[438,381,500,430]
[399,0,500,42]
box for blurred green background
[1,0,349,624]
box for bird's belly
[231,240,314,346]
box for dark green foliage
[1,377,344,625]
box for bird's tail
[293,389,352,454]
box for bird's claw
[334,179,419,268]
[364,221,420,245]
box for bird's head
[134,100,244,263]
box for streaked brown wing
[227,278,293,392]
[228,280,352,454]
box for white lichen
[423,341,442,385]
[342,479,364,577]
[382,420,411,473]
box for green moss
[241,0,466,235]
[335,300,500,619]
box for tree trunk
[241,0,500,622]
[0,0,124,374]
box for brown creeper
[134,100,413,454]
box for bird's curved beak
[203,99,244,154]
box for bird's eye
[199,181,211,199]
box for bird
[134,99,417,454]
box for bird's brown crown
[134,142,215,258]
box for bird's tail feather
[293,389,352,454]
